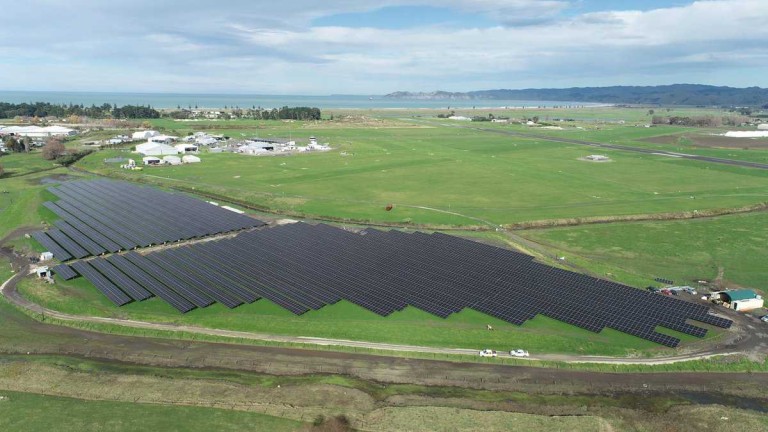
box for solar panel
[31,231,72,261]
[51,264,78,280]
[54,218,732,347]
[32,179,266,260]
[70,261,132,306]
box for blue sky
[0,1,766,94]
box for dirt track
[2,222,766,367]
[3,250,768,410]
[3,255,766,366]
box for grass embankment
[2,355,768,432]
[0,390,302,432]
[75,121,768,227]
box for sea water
[0,91,593,110]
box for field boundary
[505,201,768,230]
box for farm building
[163,155,182,165]
[724,131,768,138]
[182,155,201,163]
[142,156,162,165]
[712,290,764,311]
[132,130,159,140]
[136,142,179,156]
[148,135,178,144]
[175,144,198,153]
[0,125,76,137]
[758,124,768,130]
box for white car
[760,316,768,323]
[479,349,497,357]
[510,349,530,357]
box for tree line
[164,106,322,121]
[0,102,160,119]
[651,115,750,127]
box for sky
[1,0,766,94]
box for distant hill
[384,84,768,106]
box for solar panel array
[59,222,731,347]
[34,179,265,261]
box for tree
[647,109,655,116]
[0,164,4,178]
[21,136,31,152]
[4,136,25,153]
[42,138,66,160]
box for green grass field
[520,211,768,291]
[0,167,83,240]
[4,108,765,356]
[18,275,709,356]
[76,121,768,227]
[0,390,302,432]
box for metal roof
[722,290,758,301]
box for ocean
[0,91,590,110]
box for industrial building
[0,125,76,137]
[132,130,159,141]
[712,290,764,311]
[136,142,179,156]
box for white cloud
[0,1,766,93]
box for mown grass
[75,122,768,227]
[18,274,711,356]
[520,211,768,290]
[0,152,59,178]
[0,390,303,432]
[0,167,82,239]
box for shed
[132,130,159,140]
[149,135,179,144]
[34,266,50,278]
[733,298,764,311]
[143,156,161,165]
[176,144,198,153]
[163,155,182,165]
[182,155,201,163]
[40,251,54,261]
[716,290,764,311]
[136,142,179,156]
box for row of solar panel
[33,179,266,260]
[56,222,732,347]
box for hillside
[385,84,768,106]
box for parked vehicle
[510,349,530,357]
[760,315,768,323]
[479,349,497,357]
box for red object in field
[385,204,394,211]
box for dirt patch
[644,133,768,149]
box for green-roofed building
[715,290,763,311]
